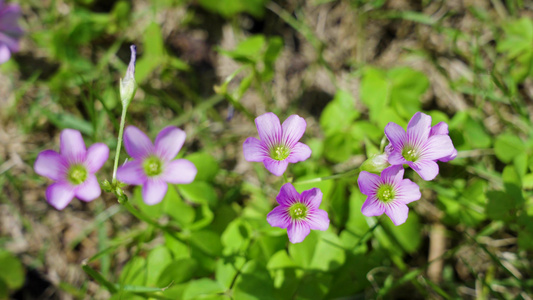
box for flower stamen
[377,184,395,203]
[271,145,291,161]
[143,156,163,177]
[67,164,88,185]
[289,202,308,220]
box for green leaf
[288,230,346,272]
[136,22,165,82]
[215,256,246,288]
[494,133,525,163]
[221,218,252,255]
[119,256,146,286]
[190,230,222,257]
[222,35,265,63]
[388,67,428,119]
[158,258,198,286]
[131,186,164,219]
[233,260,276,300]
[0,250,24,290]
[163,185,195,227]
[0,279,7,300]
[183,278,226,300]
[185,152,220,182]
[178,182,218,206]
[295,273,332,299]
[267,250,297,270]
[360,67,388,123]
[146,246,173,286]
[320,90,358,136]
[376,211,422,254]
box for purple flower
[0,0,23,64]
[357,165,421,226]
[116,126,197,205]
[34,129,109,210]
[243,113,311,176]
[385,112,456,181]
[266,183,330,243]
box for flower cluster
[0,0,23,64]
[358,112,456,225]
[244,112,328,243]
[34,46,197,210]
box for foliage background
[1,0,533,299]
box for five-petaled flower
[266,183,329,243]
[34,129,109,210]
[0,0,23,64]
[243,112,311,176]
[385,112,456,181]
[358,165,421,226]
[116,125,197,205]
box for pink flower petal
[46,182,75,210]
[161,159,197,184]
[123,126,154,159]
[406,112,431,148]
[155,126,186,161]
[387,150,407,165]
[75,174,101,202]
[243,137,268,162]
[430,122,449,136]
[0,44,10,64]
[357,171,382,196]
[395,179,421,204]
[116,160,147,185]
[380,165,404,185]
[34,150,68,181]
[255,112,282,149]
[85,143,109,173]
[439,149,457,162]
[306,209,329,231]
[300,188,323,209]
[276,183,300,206]
[420,135,455,161]
[361,196,386,217]
[385,202,409,226]
[263,157,289,176]
[266,206,290,229]
[60,129,87,163]
[142,179,168,205]
[281,115,306,148]
[409,160,439,181]
[384,122,407,149]
[287,221,311,244]
[286,142,311,163]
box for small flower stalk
[0,0,24,64]
[34,129,109,210]
[267,183,329,243]
[120,45,137,108]
[358,165,421,226]
[116,126,197,205]
[243,112,311,176]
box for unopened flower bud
[120,45,137,108]
[361,153,390,174]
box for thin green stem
[112,107,128,183]
[282,174,289,184]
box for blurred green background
[1,0,533,299]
